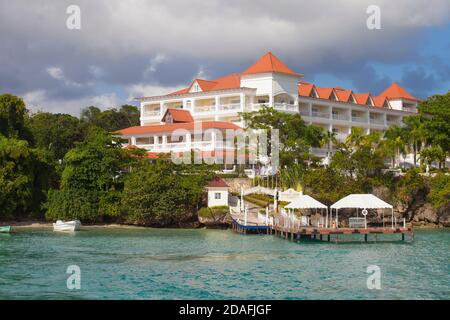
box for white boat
[53,220,81,232]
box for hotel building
[117,52,419,159]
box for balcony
[274,103,298,112]
[194,105,215,114]
[299,110,310,117]
[332,113,349,121]
[133,139,236,153]
[311,111,330,119]
[142,109,161,117]
[218,103,241,112]
[387,119,402,126]
[370,118,385,125]
[310,148,329,157]
[351,116,368,123]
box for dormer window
[193,83,200,92]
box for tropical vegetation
[0,91,448,226]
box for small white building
[206,177,230,207]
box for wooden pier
[231,218,271,235]
[231,218,414,242]
[271,225,414,242]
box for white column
[153,135,158,151]
[383,113,387,127]
[240,93,245,112]
[191,99,196,115]
[215,96,220,121]
[131,136,137,146]
[186,133,192,150]
[159,102,166,124]
[162,135,167,150]
[269,94,274,108]
[308,102,312,117]
[211,130,217,150]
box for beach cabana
[330,194,393,229]
[284,194,328,228]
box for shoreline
[1,220,448,230]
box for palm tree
[346,127,364,149]
[321,130,337,163]
[403,115,426,168]
[384,125,407,168]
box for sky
[1,0,449,115]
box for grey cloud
[1,0,450,113]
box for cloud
[23,89,121,116]
[46,66,84,87]
[126,83,185,101]
[1,0,449,113]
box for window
[215,193,221,199]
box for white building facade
[119,52,420,158]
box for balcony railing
[274,103,298,112]
[310,148,329,157]
[351,116,368,123]
[299,110,310,117]
[218,103,241,112]
[370,118,385,125]
[131,140,236,153]
[311,111,330,119]
[387,119,402,126]
[194,105,215,114]
[332,113,349,121]
[142,110,161,117]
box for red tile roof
[298,82,315,97]
[162,108,194,123]
[316,87,335,100]
[207,177,229,188]
[372,95,391,108]
[335,89,353,102]
[116,121,240,136]
[242,52,303,77]
[379,82,420,101]
[353,93,372,105]
[167,74,241,96]
[167,87,190,96]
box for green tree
[0,136,55,219]
[403,115,426,167]
[321,130,337,164]
[121,160,212,226]
[419,146,447,169]
[26,112,84,159]
[45,129,132,222]
[241,106,323,166]
[331,128,385,179]
[0,94,30,140]
[418,91,450,158]
[383,125,407,168]
[81,105,140,132]
[427,173,450,209]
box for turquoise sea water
[0,227,448,300]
